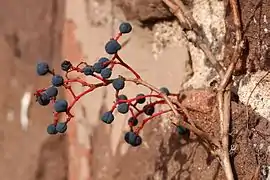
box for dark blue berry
[37,62,50,76]
[54,99,68,112]
[93,62,103,73]
[177,126,188,135]
[143,104,155,116]
[128,117,138,126]
[117,94,128,104]
[98,57,110,68]
[37,93,50,106]
[101,111,114,124]
[119,22,132,34]
[124,131,142,146]
[52,75,64,87]
[101,68,112,79]
[136,93,146,104]
[45,86,58,98]
[117,103,129,114]
[47,124,57,135]
[124,132,129,142]
[112,78,125,90]
[160,87,170,95]
[105,40,121,54]
[83,65,94,76]
[56,122,67,133]
[61,60,72,71]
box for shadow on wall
[35,135,68,180]
[148,132,220,180]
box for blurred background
[0,0,67,180]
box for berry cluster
[35,22,188,146]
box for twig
[218,89,234,180]
[171,98,196,126]
[163,0,244,179]
[217,0,243,179]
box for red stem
[115,54,141,79]
[135,109,172,134]
[114,32,122,41]
[67,82,109,112]
[111,94,163,110]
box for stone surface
[237,71,270,120]
[151,0,226,89]
[180,89,216,113]
[183,0,226,89]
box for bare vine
[162,0,244,179]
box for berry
[136,93,146,104]
[124,131,142,146]
[45,86,58,98]
[117,94,128,103]
[47,124,57,135]
[37,93,50,106]
[117,103,129,114]
[98,57,110,68]
[101,68,112,79]
[61,60,72,71]
[101,111,114,124]
[54,99,68,112]
[83,65,94,76]
[105,39,121,54]
[37,62,50,76]
[119,22,132,34]
[128,117,138,126]
[52,75,64,87]
[177,126,188,135]
[112,78,125,90]
[56,122,67,133]
[93,62,103,73]
[160,87,170,95]
[143,104,155,116]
